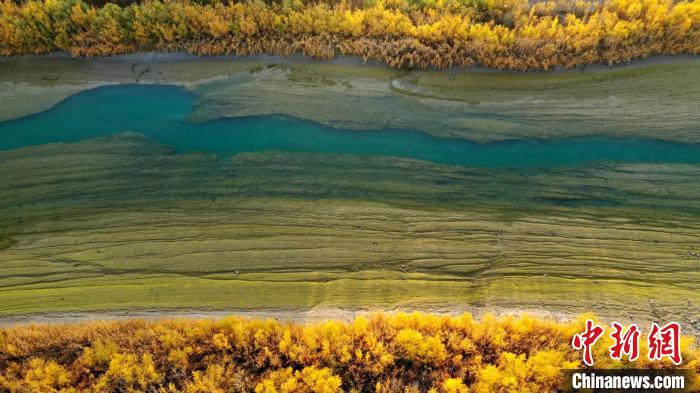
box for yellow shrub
[395,328,447,365]
[8,358,74,393]
[0,0,698,68]
[0,313,697,392]
[441,377,469,393]
[95,353,161,392]
[255,366,343,393]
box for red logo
[609,322,640,361]
[648,322,682,365]
[572,319,604,366]
[573,320,682,366]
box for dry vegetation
[0,0,698,69]
[0,312,698,392]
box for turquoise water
[1,84,699,168]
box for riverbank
[1,54,699,142]
[5,307,698,339]
[0,306,575,327]
[1,0,698,69]
[0,54,697,337]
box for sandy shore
[4,307,697,339]
[0,306,577,327]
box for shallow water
[1,84,700,168]
[0,59,698,322]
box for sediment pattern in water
[0,134,698,328]
[0,57,698,329]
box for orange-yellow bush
[0,0,698,69]
[0,312,697,392]
[255,366,343,393]
[394,329,446,365]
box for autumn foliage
[0,312,698,392]
[0,0,698,69]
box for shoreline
[0,306,580,327]
[3,51,697,73]
[3,307,698,339]
[1,53,699,143]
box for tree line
[0,312,697,392]
[0,0,698,69]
